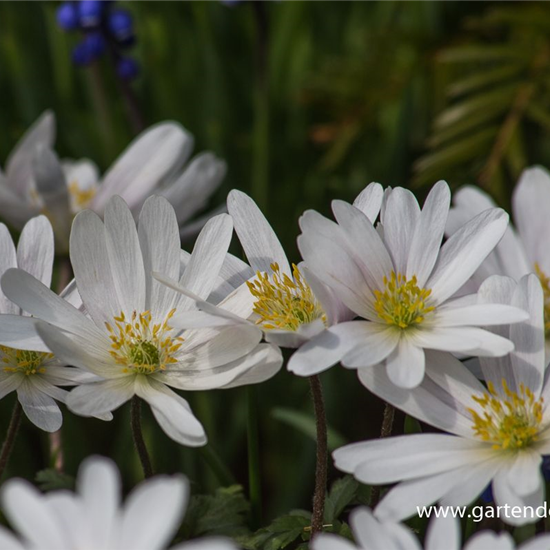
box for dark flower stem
[370,402,395,506]
[247,386,262,529]
[131,396,153,479]
[0,401,22,481]
[309,375,328,537]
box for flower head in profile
[334,274,550,526]
[293,180,527,388]
[1,196,281,447]
[312,506,550,550]
[0,112,225,252]
[448,166,550,356]
[0,456,237,550]
[0,215,98,432]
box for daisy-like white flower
[334,273,550,526]
[312,506,550,550]
[292,180,528,388]
[1,196,281,446]
[0,215,100,432]
[0,455,237,550]
[154,186,382,372]
[32,120,226,252]
[448,166,550,354]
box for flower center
[534,263,550,338]
[247,263,327,331]
[105,310,183,375]
[373,272,434,329]
[468,380,544,451]
[68,180,96,211]
[0,346,52,376]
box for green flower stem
[309,374,328,537]
[0,401,22,481]
[247,386,262,529]
[130,396,153,479]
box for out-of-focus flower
[57,1,139,76]
[294,181,526,388]
[0,216,101,431]
[0,112,226,252]
[312,506,550,550]
[0,455,237,550]
[448,166,550,357]
[1,197,281,447]
[334,274,550,527]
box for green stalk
[130,396,153,479]
[199,444,237,488]
[0,401,22,481]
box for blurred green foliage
[2,1,550,541]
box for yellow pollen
[468,379,544,451]
[247,263,327,331]
[534,263,550,338]
[106,309,183,375]
[373,272,434,329]
[1,346,52,376]
[69,180,97,210]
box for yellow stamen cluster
[534,263,550,337]
[105,309,183,375]
[1,346,52,376]
[469,380,544,451]
[69,180,97,210]
[374,272,434,329]
[247,263,327,331]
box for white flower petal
[0,315,47,351]
[0,526,25,550]
[66,378,135,416]
[385,338,425,389]
[425,515,460,550]
[17,379,62,432]
[119,475,187,550]
[311,534,357,550]
[70,210,122,326]
[172,539,238,550]
[465,532,515,550]
[0,374,22,400]
[381,187,421,274]
[16,215,54,289]
[428,208,509,304]
[435,304,528,327]
[178,214,234,305]
[1,478,67,550]
[78,456,121,549]
[0,224,18,315]
[407,180,450,287]
[504,450,543,497]
[341,325,400,369]
[352,182,384,223]
[5,110,55,197]
[104,196,146,316]
[135,377,206,447]
[138,196,181,318]
[513,166,550,272]
[227,189,291,276]
[92,122,192,213]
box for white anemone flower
[312,506,550,550]
[31,119,226,252]
[1,196,281,447]
[335,273,550,526]
[448,166,550,356]
[154,186,382,371]
[293,180,528,388]
[0,456,237,550]
[0,215,100,432]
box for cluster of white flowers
[2,114,550,548]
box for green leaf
[240,512,312,550]
[271,407,347,451]
[324,475,359,523]
[437,45,529,63]
[182,485,250,539]
[35,469,75,492]
[447,65,522,98]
